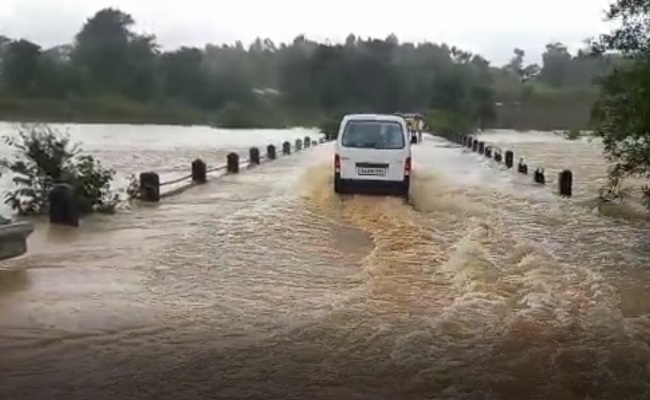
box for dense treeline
[0,8,619,129]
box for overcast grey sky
[0,0,616,65]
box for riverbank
[0,92,599,131]
[0,95,209,126]
[492,86,600,131]
[0,95,324,129]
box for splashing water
[1,129,649,400]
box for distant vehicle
[0,220,34,261]
[396,113,424,144]
[333,114,411,199]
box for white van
[333,114,411,199]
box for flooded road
[1,126,650,400]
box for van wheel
[334,176,342,194]
[401,182,410,202]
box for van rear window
[340,120,405,149]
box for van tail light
[334,153,341,173]
[404,157,411,176]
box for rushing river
[1,124,649,400]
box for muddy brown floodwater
[1,126,650,400]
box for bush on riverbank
[427,110,477,139]
[492,86,598,131]
[215,99,296,129]
[0,92,600,132]
[0,95,209,126]
[0,95,325,130]
[0,125,117,215]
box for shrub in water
[0,124,117,215]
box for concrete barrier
[139,172,161,202]
[432,131,574,200]
[559,170,573,197]
[49,182,80,227]
[505,151,514,169]
[38,134,327,231]
[0,221,34,261]
[128,135,323,205]
[249,147,261,166]
[267,144,277,160]
[517,158,528,175]
[227,152,240,173]
[192,159,207,184]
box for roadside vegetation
[590,0,650,210]
[0,125,117,216]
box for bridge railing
[48,135,330,227]
[443,132,573,198]
[136,135,327,202]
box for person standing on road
[410,120,418,144]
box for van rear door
[338,119,409,181]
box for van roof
[342,114,405,123]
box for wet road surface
[1,127,650,400]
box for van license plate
[357,167,386,176]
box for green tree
[122,34,160,101]
[591,0,650,208]
[538,42,572,86]
[0,6,618,129]
[505,48,525,75]
[71,8,159,100]
[160,47,207,107]
[71,8,134,89]
[2,40,42,94]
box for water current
[1,125,649,400]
